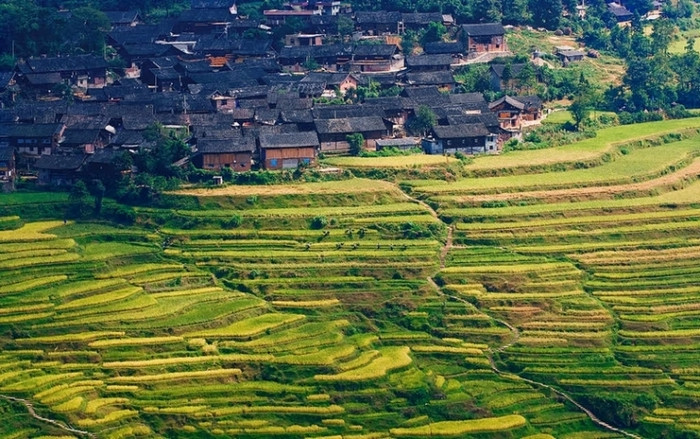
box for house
[174,8,235,34]
[192,137,255,171]
[263,9,319,27]
[423,123,498,155]
[34,153,86,186]
[259,131,319,169]
[278,44,353,72]
[489,95,543,135]
[608,2,634,22]
[423,41,465,56]
[10,123,66,161]
[285,33,325,47]
[355,11,402,35]
[460,23,507,54]
[400,12,445,32]
[0,146,15,187]
[351,44,399,73]
[314,116,388,152]
[405,54,453,72]
[19,55,110,90]
[405,71,454,91]
[556,48,585,66]
[300,71,357,97]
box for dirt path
[456,159,700,203]
[0,395,95,438]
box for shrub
[310,216,328,229]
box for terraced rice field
[2,120,700,438]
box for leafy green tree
[346,133,365,156]
[90,179,105,215]
[651,18,674,54]
[407,105,437,137]
[337,15,354,39]
[529,0,562,29]
[69,7,110,53]
[502,0,530,24]
[68,181,91,218]
[569,94,591,130]
[421,22,447,45]
[474,0,502,22]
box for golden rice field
[2,120,700,438]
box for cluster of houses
[0,0,553,190]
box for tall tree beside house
[347,133,365,156]
[421,22,447,45]
[516,63,537,94]
[337,15,354,40]
[501,62,513,91]
[529,0,563,30]
[625,0,653,15]
[407,105,437,137]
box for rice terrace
[2,118,700,439]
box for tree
[337,15,354,40]
[346,133,365,156]
[407,105,437,137]
[651,19,674,54]
[529,0,563,29]
[501,62,513,91]
[421,22,447,45]
[502,0,530,25]
[90,179,106,215]
[69,7,111,54]
[569,94,591,130]
[68,181,91,218]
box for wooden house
[351,44,399,73]
[104,10,142,28]
[460,23,507,54]
[314,116,388,152]
[192,137,255,171]
[405,54,453,72]
[259,131,319,169]
[608,2,634,22]
[19,55,109,90]
[355,11,402,34]
[34,153,86,186]
[10,123,65,162]
[405,71,454,91]
[489,63,526,91]
[423,123,498,155]
[488,95,543,135]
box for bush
[223,214,242,228]
[102,205,136,225]
[310,215,329,229]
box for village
[0,0,646,188]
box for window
[269,159,278,167]
[301,158,311,165]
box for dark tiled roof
[178,8,234,23]
[62,129,102,145]
[401,12,444,25]
[25,55,108,73]
[25,73,63,85]
[406,71,454,86]
[353,44,397,57]
[34,154,86,170]
[86,148,122,164]
[301,72,352,85]
[423,41,465,54]
[280,109,314,124]
[406,54,453,68]
[355,11,401,24]
[314,116,386,134]
[111,130,146,146]
[461,22,505,36]
[197,137,255,153]
[259,131,319,149]
[9,123,64,138]
[432,123,489,139]
[354,72,398,87]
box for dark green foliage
[67,181,90,218]
[310,215,329,229]
[529,0,562,29]
[406,106,437,137]
[421,22,447,45]
[346,133,365,156]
